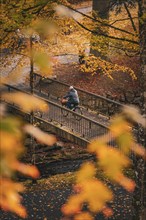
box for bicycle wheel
[73,106,83,121]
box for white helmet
[69,86,74,90]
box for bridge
[2,75,137,177]
[2,74,124,147]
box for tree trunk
[91,0,110,57]
[139,1,146,109]
[132,1,146,220]
[92,0,110,19]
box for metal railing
[5,102,90,147]
[2,84,110,142]
[34,73,124,118]
[2,84,136,160]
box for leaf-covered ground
[0,172,134,220]
[51,0,140,101]
[53,55,140,101]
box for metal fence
[2,84,137,160]
[5,103,89,147]
[34,73,124,118]
[3,84,109,142]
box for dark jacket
[64,88,79,104]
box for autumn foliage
[0,93,56,217]
[62,105,146,219]
[0,1,145,219]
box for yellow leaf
[2,92,48,112]
[0,178,27,218]
[122,105,146,127]
[0,131,24,154]
[81,180,113,212]
[110,116,131,137]
[74,212,94,220]
[97,146,130,178]
[76,162,96,183]
[102,206,113,217]
[12,162,40,178]
[34,52,52,77]
[88,139,107,153]
[115,174,135,192]
[131,144,146,158]
[23,124,56,146]
[116,132,134,154]
[61,195,82,215]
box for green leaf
[0,117,22,134]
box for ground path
[0,182,133,220]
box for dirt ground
[53,56,140,100]
[51,0,140,101]
[52,0,140,100]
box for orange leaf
[102,206,113,217]
[23,124,56,146]
[115,174,135,192]
[2,92,48,112]
[61,195,83,215]
[76,162,96,183]
[12,162,40,178]
[74,212,94,220]
[0,178,27,218]
[131,144,146,159]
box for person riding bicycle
[62,86,79,110]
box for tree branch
[62,4,138,37]
[22,2,45,12]
[74,19,139,45]
[109,44,140,56]
[110,17,138,25]
[124,2,137,33]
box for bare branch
[62,4,138,37]
[109,44,140,56]
[74,19,139,45]
[125,50,140,57]
[124,2,137,33]
[22,2,45,12]
[110,17,138,25]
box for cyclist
[62,86,79,110]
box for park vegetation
[0,0,146,219]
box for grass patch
[24,172,76,192]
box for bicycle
[61,98,83,121]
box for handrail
[33,73,124,117]
[34,73,123,106]
[2,84,109,141]
[5,101,90,147]
[2,84,136,158]
[3,84,108,129]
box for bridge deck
[2,83,136,159]
[3,84,110,144]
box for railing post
[29,36,37,184]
